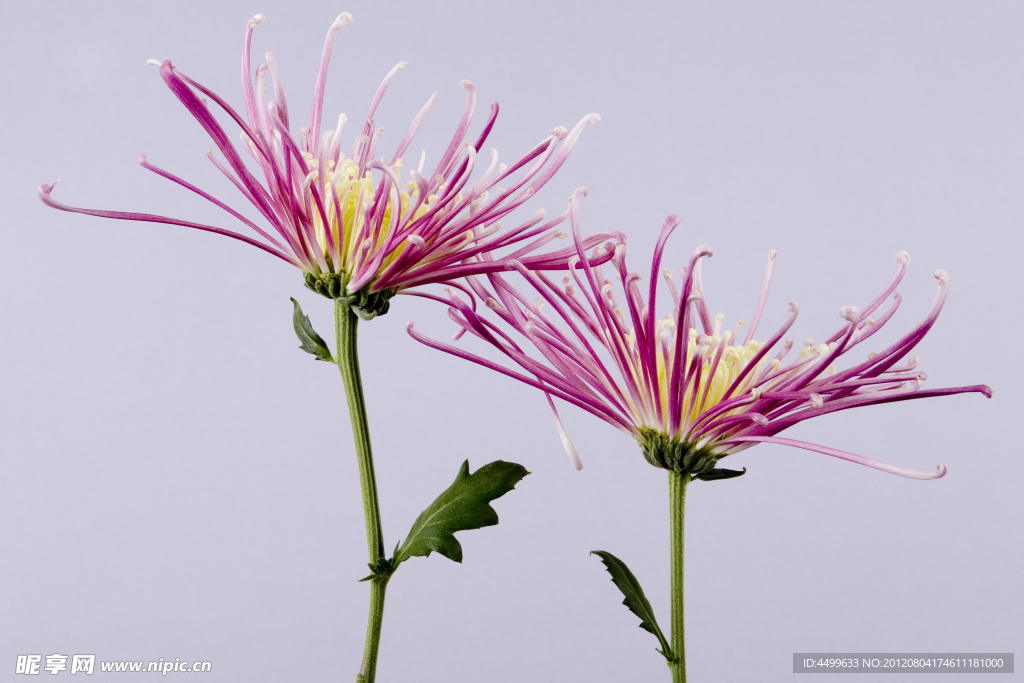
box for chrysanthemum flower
[38,13,609,318]
[408,189,991,476]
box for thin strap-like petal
[718,435,947,479]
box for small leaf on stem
[393,460,529,565]
[591,550,672,660]
[695,467,746,482]
[290,297,334,362]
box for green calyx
[303,272,398,320]
[637,427,746,481]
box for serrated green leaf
[290,298,334,363]
[393,460,529,565]
[695,467,747,481]
[591,550,671,659]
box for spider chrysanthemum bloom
[38,13,607,318]
[408,189,992,476]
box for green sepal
[591,550,672,660]
[695,467,747,481]
[393,459,529,566]
[290,298,334,363]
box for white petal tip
[839,305,860,322]
[145,59,162,67]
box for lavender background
[2,1,1021,681]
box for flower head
[408,189,991,476]
[39,13,609,318]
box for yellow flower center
[301,152,435,275]
[651,325,769,425]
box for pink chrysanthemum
[39,13,609,317]
[409,189,991,476]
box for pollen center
[301,151,435,277]
[650,321,768,427]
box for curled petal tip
[980,385,994,398]
[786,301,799,313]
[551,125,568,138]
[582,112,601,124]
[694,244,713,258]
[571,186,588,200]
[145,59,162,67]
[839,305,861,323]
[769,248,778,258]
[249,14,266,26]
[333,12,353,28]
[934,269,950,285]
[935,463,948,478]
[405,321,415,331]
[459,79,473,89]
[137,154,147,164]
[894,249,910,263]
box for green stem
[357,577,389,683]
[668,471,690,683]
[335,300,388,683]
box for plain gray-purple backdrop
[3,1,1021,681]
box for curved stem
[335,299,388,683]
[668,470,689,683]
